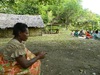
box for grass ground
[0,29,100,75]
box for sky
[81,0,100,15]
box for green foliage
[0,0,100,30]
[55,0,83,25]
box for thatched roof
[0,13,44,29]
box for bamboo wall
[0,27,42,38]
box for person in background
[0,22,46,75]
[79,30,84,37]
[70,30,74,36]
[92,30,100,39]
[74,30,79,37]
[85,31,92,39]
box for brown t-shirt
[2,39,26,61]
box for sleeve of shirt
[10,43,26,58]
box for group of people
[0,22,47,75]
[71,30,100,40]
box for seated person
[0,22,46,75]
[70,31,74,36]
[85,31,92,39]
[74,30,79,37]
[79,30,84,37]
[92,30,100,39]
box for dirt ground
[1,32,100,75]
[26,36,100,75]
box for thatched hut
[0,13,44,38]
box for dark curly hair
[13,22,28,36]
